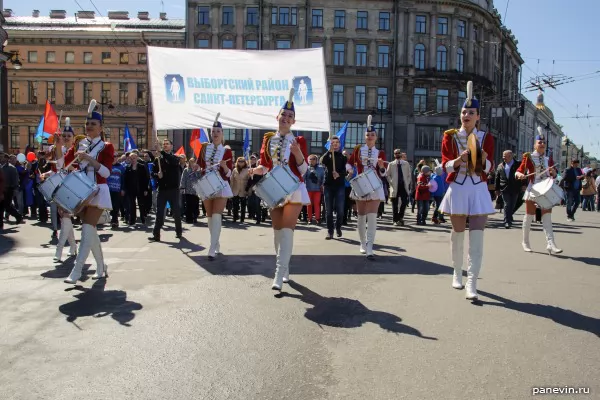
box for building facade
[186,0,523,163]
[2,9,185,153]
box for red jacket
[64,140,114,184]
[260,133,308,182]
[198,143,233,182]
[415,173,431,200]
[516,152,553,184]
[441,128,494,183]
[346,144,387,175]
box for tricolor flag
[123,124,137,152]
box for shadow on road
[0,234,16,257]
[279,280,437,339]
[478,290,600,338]
[59,279,143,328]
[552,254,600,267]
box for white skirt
[212,181,233,199]
[274,182,311,207]
[350,185,385,202]
[439,178,494,217]
[87,184,113,210]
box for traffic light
[519,100,525,116]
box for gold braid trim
[199,142,209,163]
[444,128,459,136]
[523,152,531,160]
[263,132,276,162]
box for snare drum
[39,172,66,202]
[529,178,564,209]
[193,170,225,200]
[254,165,300,208]
[349,169,382,198]
[53,171,100,214]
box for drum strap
[79,139,104,182]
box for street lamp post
[379,97,384,149]
[564,138,570,170]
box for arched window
[436,45,447,71]
[414,44,425,70]
[456,48,464,72]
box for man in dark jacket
[0,153,23,230]
[123,152,150,225]
[319,136,347,239]
[149,139,182,241]
[495,150,522,228]
[562,159,584,221]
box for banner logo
[165,74,185,103]
[292,76,313,106]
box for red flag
[175,146,185,156]
[43,100,59,135]
[190,129,202,158]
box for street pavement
[1,206,599,400]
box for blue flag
[123,124,137,152]
[324,121,348,151]
[34,116,51,144]
[199,128,209,143]
[243,129,250,159]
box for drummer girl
[249,88,310,291]
[438,81,495,300]
[345,115,386,259]
[515,127,562,255]
[198,113,233,260]
[49,117,78,262]
[56,100,115,284]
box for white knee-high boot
[208,214,222,259]
[273,229,287,283]
[465,230,484,300]
[64,224,94,284]
[522,214,533,252]
[54,217,76,262]
[451,231,465,289]
[272,228,293,290]
[366,213,378,257]
[542,213,562,254]
[90,228,108,279]
[357,215,367,254]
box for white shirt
[504,159,514,179]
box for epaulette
[263,132,276,140]
[523,152,531,159]
[353,144,362,152]
[444,129,458,136]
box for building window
[247,7,258,25]
[28,51,37,63]
[83,52,92,64]
[279,7,290,25]
[332,85,344,109]
[84,82,92,105]
[311,131,323,150]
[102,82,111,103]
[311,42,322,48]
[473,25,478,41]
[416,15,426,33]
[413,88,427,113]
[222,39,234,49]
[138,53,147,64]
[378,45,389,68]
[436,45,447,71]
[355,44,367,67]
[458,20,466,38]
[437,17,449,35]
[333,43,345,66]
[414,44,426,69]
[357,11,368,29]
[271,7,277,25]
[456,48,464,72]
[198,6,209,24]
[10,126,20,149]
[10,82,19,104]
[28,81,38,104]
[222,6,234,25]
[65,82,74,105]
[377,87,388,110]
[436,89,449,113]
[277,40,291,49]
[416,126,443,151]
[246,40,258,50]
[379,12,390,30]
[137,83,147,106]
[29,126,37,147]
[65,51,75,64]
[272,7,297,25]
[198,39,210,48]
[137,128,147,150]
[312,9,323,27]
[354,86,366,110]
[46,51,56,63]
[334,10,345,29]
[119,52,129,64]
[102,52,111,64]
[458,91,466,109]
[119,83,128,105]
[331,122,385,149]
[47,82,56,103]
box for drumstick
[523,165,557,178]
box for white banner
[147,46,331,132]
